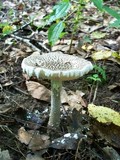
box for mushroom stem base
[48,80,62,128]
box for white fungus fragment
[61,139,65,144]
[73,134,78,139]
[64,133,71,138]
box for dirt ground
[0,0,120,160]
[0,52,120,160]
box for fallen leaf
[67,90,86,110]
[108,57,120,65]
[18,127,50,151]
[80,24,101,33]
[92,120,120,148]
[0,67,7,74]
[103,146,120,159]
[0,148,11,160]
[52,45,70,53]
[91,31,106,39]
[9,48,27,62]
[81,44,93,52]
[88,104,120,126]
[2,80,13,87]
[3,1,15,8]
[50,133,85,150]
[0,104,12,113]
[5,38,14,45]
[61,89,86,110]
[104,39,117,45]
[26,81,51,102]
[52,40,77,53]
[91,50,112,60]
[17,3,24,10]
[108,83,120,91]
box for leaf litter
[0,0,120,160]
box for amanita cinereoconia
[22,52,93,128]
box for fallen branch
[11,34,50,53]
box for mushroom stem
[48,79,62,128]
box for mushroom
[22,51,93,128]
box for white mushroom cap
[22,52,93,81]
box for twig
[75,138,83,160]
[11,34,50,53]
[92,82,99,103]
[13,86,29,95]
[0,21,32,41]
[88,84,94,103]
[2,142,26,158]
[11,34,41,52]
[15,140,26,158]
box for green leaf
[109,19,120,28]
[59,32,67,38]
[87,74,101,82]
[48,22,65,46]
[91,0,103,11]
[48,0,71,23]
[94,65,106,81]
[112,52,120,59]
[2,25,13,35]
[103,6,120,19]
[0,22,9,28]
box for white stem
[48,80,62,128]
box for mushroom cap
[22,52,93,81]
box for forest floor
[0,0,120,160]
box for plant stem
[48,80,62,128]
[69,0,83,53]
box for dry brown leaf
[26,81,51,102]
[61,90,86,110]
[52,39,77,53]
[108,83,120,91]
[18,127,32,145]
[67,90,86,110]
[18,127,50,151]
[9,48,27,62]
[17,3,24,10]
[0,104,12,113]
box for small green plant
[44,0,71,46]
[44,0,87,47]
[91,0,120,28]
[44,0,120,46]
[87,74,102,83]
[87,64,106,83]
[87,64,106,103]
